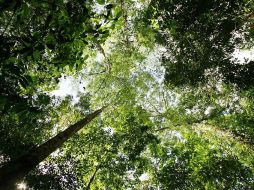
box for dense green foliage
[0,0,254,189]
[146,0,254,89]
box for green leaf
[76,60,83,71]
[97,0,105,5]
[83,54,89,60]
[33,50,41,61]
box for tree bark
[0,107,105,190]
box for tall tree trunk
[0,107,105,190]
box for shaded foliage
[0,0,254,189]
[0,0,115,163]
[26,161,80,190]
[150,127,254,190]
[145,0,254,88]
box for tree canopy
[0,0,254,189]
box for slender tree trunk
[0,107,105,190]
[85,165,100,190]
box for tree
[149,125,254,189]
[0,107,105,189]
[0,0,119,187]
[1,0,254,189]
[143,0,254,89]
[0,0,118,111]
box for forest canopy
[0,0,254,189]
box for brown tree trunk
[0,107,105,190]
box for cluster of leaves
[0,0,121,114]
[144,0,254,89]
[146,123,254,189]
[0,0,254,189]
[23,107,158,189]
[0,0,119,164]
